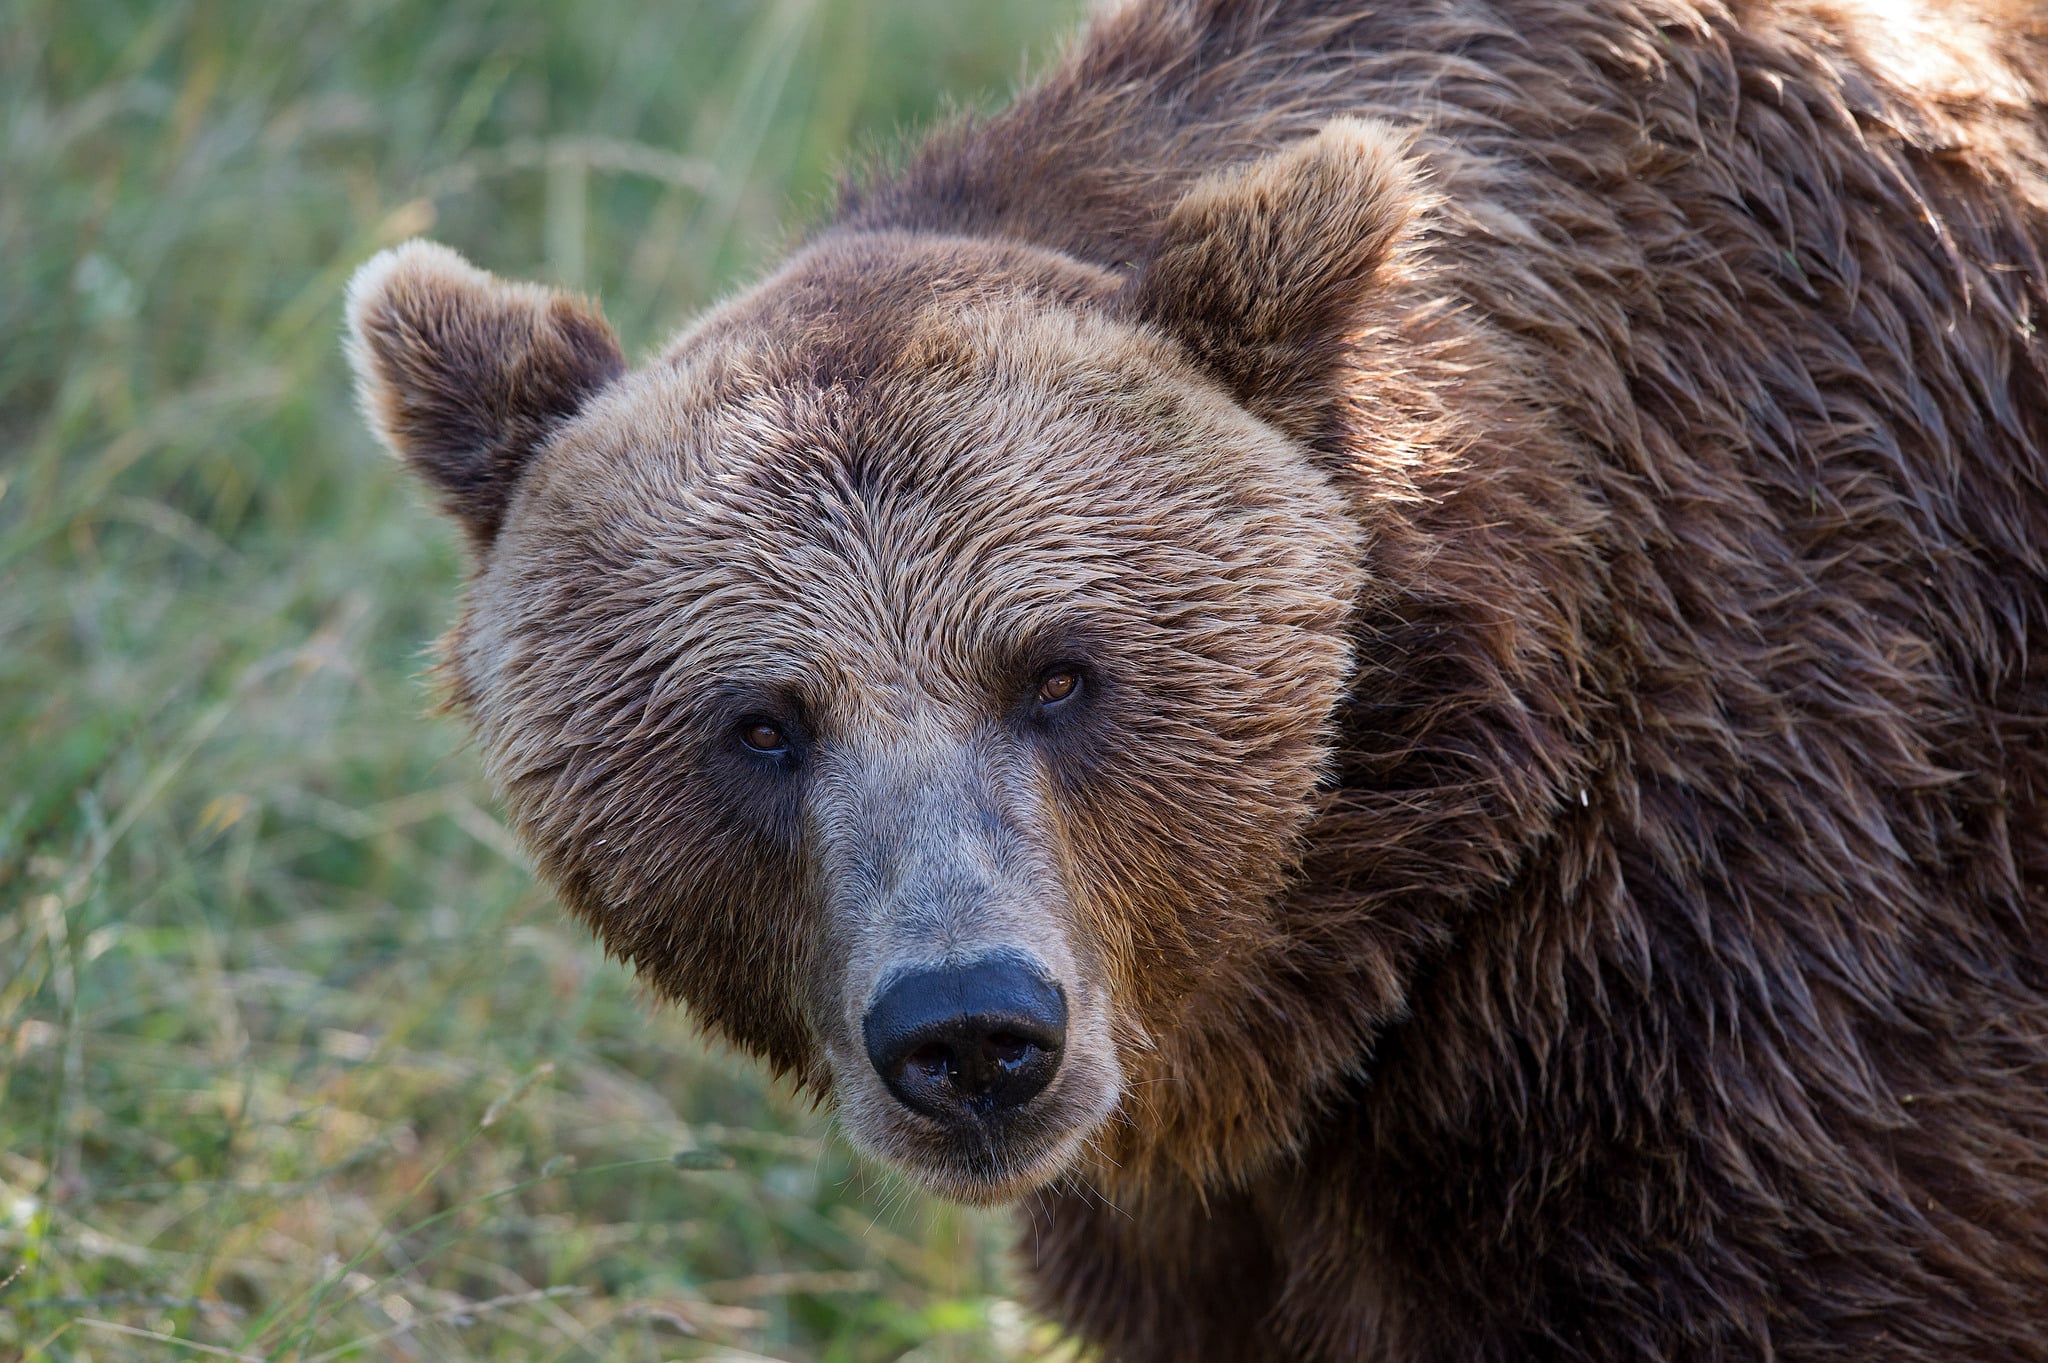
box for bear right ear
[345,240,625,548]
[1128,118,1420,445]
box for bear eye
[1036,668,1082,707]
[740,720,788,754]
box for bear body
[346,1,2048,1359]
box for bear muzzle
[809,734,1124,1199]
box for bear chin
[874,1126,1101,1208]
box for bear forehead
[461,293,1359,735]
[500,281,1347,595]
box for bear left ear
[345,240,625,548]
[1129,118,1421,444]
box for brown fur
[345,0,2048,1357]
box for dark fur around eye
[1015,651,1112,766]
[704,704,809,854]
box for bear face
[348,121,1414,1203]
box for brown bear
[343,0,2048,1358]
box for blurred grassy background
[0,0,1087,1358]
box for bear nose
[862,953,1067,1122]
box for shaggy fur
[346,0,2048,1358]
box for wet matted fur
[344,0,2048,1359]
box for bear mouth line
[829,1032,1123,1203]
[879,1113,1107,1206]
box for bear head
[346,120,1424,1202]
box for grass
[0,1,1088,1358]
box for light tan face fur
[346,122,1411,1201]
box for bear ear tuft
[344,240,625,548]
[1129,117,1421,444]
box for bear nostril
[909,1042,956,1082]
[985,1033,1033,1073]
[862,952,1067,1123]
